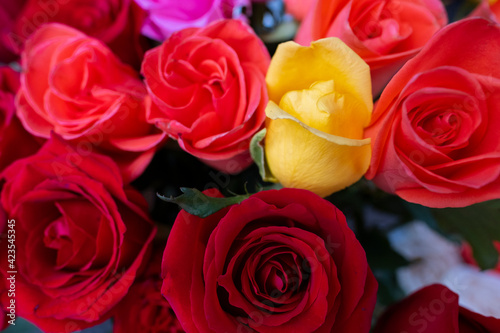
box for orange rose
[16,23,164,182]
[295,0,447,95]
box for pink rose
[134,0,251,41]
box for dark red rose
[0,204,4,235]
[142,19,269,174]
[162,188,377,332]
[374,284,500,332]
[9,0,146,68]
[0,277,9,330]
[114,279,184,333]
[0,0,27,63]
[0,136,156,332]
[0,66,40,172]
[113,245,184,333]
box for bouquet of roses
[0,0,499,332]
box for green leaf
[249,128,278,183]
[432,200,500,270]
[158,188,250,218]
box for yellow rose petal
[266,38,372,119]
[263,37,373,197]
[265,102,371,197]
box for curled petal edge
[265,101,371,147]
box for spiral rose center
[401,75,485,154]
[256,254,303,299]
[350,1,412,54]
[417,111,461,146]
[267,267,285,293]
[43,218,71,250]
[160,38,244,132]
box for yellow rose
[264,38,373,197]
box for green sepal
[158,188,250,218]
[249,128,278,183]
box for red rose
[462,242,500,272]
[0,277,9,330]
[365,18,500,208]
[0,204,4,236]
[0,136,156,332]
[374,284,500,332]
[16,23,165,182]
[469,0,500,23]
[9,0,146,68]
[0,0,27,63]
[113,245,184,333]
[295,0,447,95]
[142,19,269,174]
[114,279,185,333]
[162,188,377,332]
[0,66,40,172]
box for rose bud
[264,38,372,197]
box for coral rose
[142,19,269,174]
[16,23,165,182]
[365,18,500,207]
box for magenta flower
[134,0,250,41]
